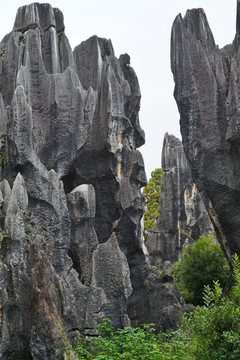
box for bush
[173,235,231,305]
[179,255,240,359]
[68,318,193,360]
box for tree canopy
[142,168,163,240]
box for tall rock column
[146,133,214,268]
[171,3,240,261]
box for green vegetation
[173,235,231,305]
[143,168,163,240]
[178,253,240,359]
[66,318,193,360]
[0,152,4,167]
[65,254,240,359]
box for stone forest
[0,2,240,359]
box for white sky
[0,1,237,178]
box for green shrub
[173,235,231,305]
[70,318,193,360]
[179,255,240,359]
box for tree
[143,168,163,240]
[173,235,231,305]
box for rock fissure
[15,24,39,34]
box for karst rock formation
[171,1,240,262]
[0,3,185,359]
[146,133,214,268]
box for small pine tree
[143,168,163,240]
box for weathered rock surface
[146,133,214,267]
[0,3,185,358]
[171,2,240,262]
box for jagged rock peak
[161,133,182,171]
[13,3,64,33]
[183,8,215,50]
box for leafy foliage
[173,235,231,305]
[143,168,163,240]
[231,253,240,303]
[67,318,193,360]
[179,255,240,359]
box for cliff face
[146,133,214,267]
[0,4,184,358]
[171,2,240,262]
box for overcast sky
[0,1,237,178]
